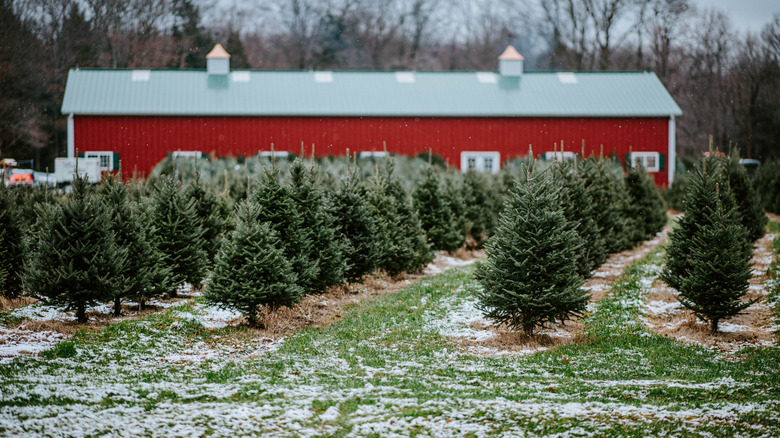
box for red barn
[61,45,682,186]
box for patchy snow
[646,300,682,315]
[423,292,495,342]
[320,405,341,422]
[0,328,69,364]
[716,322,750,333]
[178,303,244,329]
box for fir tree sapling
[624,165,667,241]
[205,201,303,327]
[250,165,318,294]
[551,158,606,278]
[331,164,380,282]
[462,171,497,247]
[287,159,346,293]
[149,175,207,296]
[185,170,229,268]
[724,152,766,242]
[661,157,755,333]
[98,173,156,316]
[474,163,588,335]
[413,166,465,252]
[582,156,632,253]
[0,180,26,298]
[24,174,126,324]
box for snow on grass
[422,287,495,342]
[646,300,682,315]
[0,328,69,364]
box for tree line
[1,0,779,171]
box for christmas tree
[286,159,346,293]
[582,156,632,253]
[551,159,606,278]
[462,171,497,247]
[249,165,318,294]
[724,152,766,242]
[331,163,380,282]
[475,163,588,335]
[661,156,755,333]
[367,160,433,276]
[0,180,26,298]
[185,170,230,268]
[205,200,303,327]
[148,175,207,296]
[624,165,667,241]
[24,174,126,323]
[98,173,156,316]
[413,166,465,252]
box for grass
[1,244,780,436]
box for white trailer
[54,157,102,184]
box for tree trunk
[76,301,87,324]
[710,318,719,334]
[113,296,122,316]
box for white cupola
[498,45,524,77]
[206,44,231,75]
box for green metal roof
[61,69,682,118]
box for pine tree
[249,165,318,294]
[661,157,755,333]
[24,175,126,324]
[462,171,497,247]
[624,165,667,241]
[0,180,26,298]
[413,166,465,252]
[475,163,588,335]
[185,172,229,268]
[205,200,303,327]
[149,175,207,296]
[582,157,632,253]
[367,160,433,276]
[331,164,380,282]
[287,159,346,293]
[98,173,156,316]
[551,159,606,278]
[724,152,766,242]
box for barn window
[83,151,118,172]
[629,152,661,172]
[359,151,389,158]
[461,151,500,174]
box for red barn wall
[73,115,670,185]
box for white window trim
[258,151,289,158]
[461,151,500,174]
[359,151,390,158]
[630,151,660,172]
[171,151,204,158]
[83,151,114,172]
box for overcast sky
[693,0,779,34]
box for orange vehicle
[8,172,34,185]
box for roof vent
[206,44,230,75]
[395,72,415,83]
[131,70,150,82]
[498,45,524,77]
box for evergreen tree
[0,181,26,298]
[24,175,126,324]
[367,160,433,276]
[413,166,465,252]
[249,165,318,294]
[662,157,756,333]
[149,175,207,296]
[205,201,303,327]
[662,158,755,333]
[551,159,606,278]
[286,159,346,293]
[185,171,228,268]
[475,163,588,335]
[462,170,496,247]
[98,173,156,316]
[754,160,780,214]
[331,165,380,282]
[582,157,632,253]
[724,153,766,242]
[624,165,668,241]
